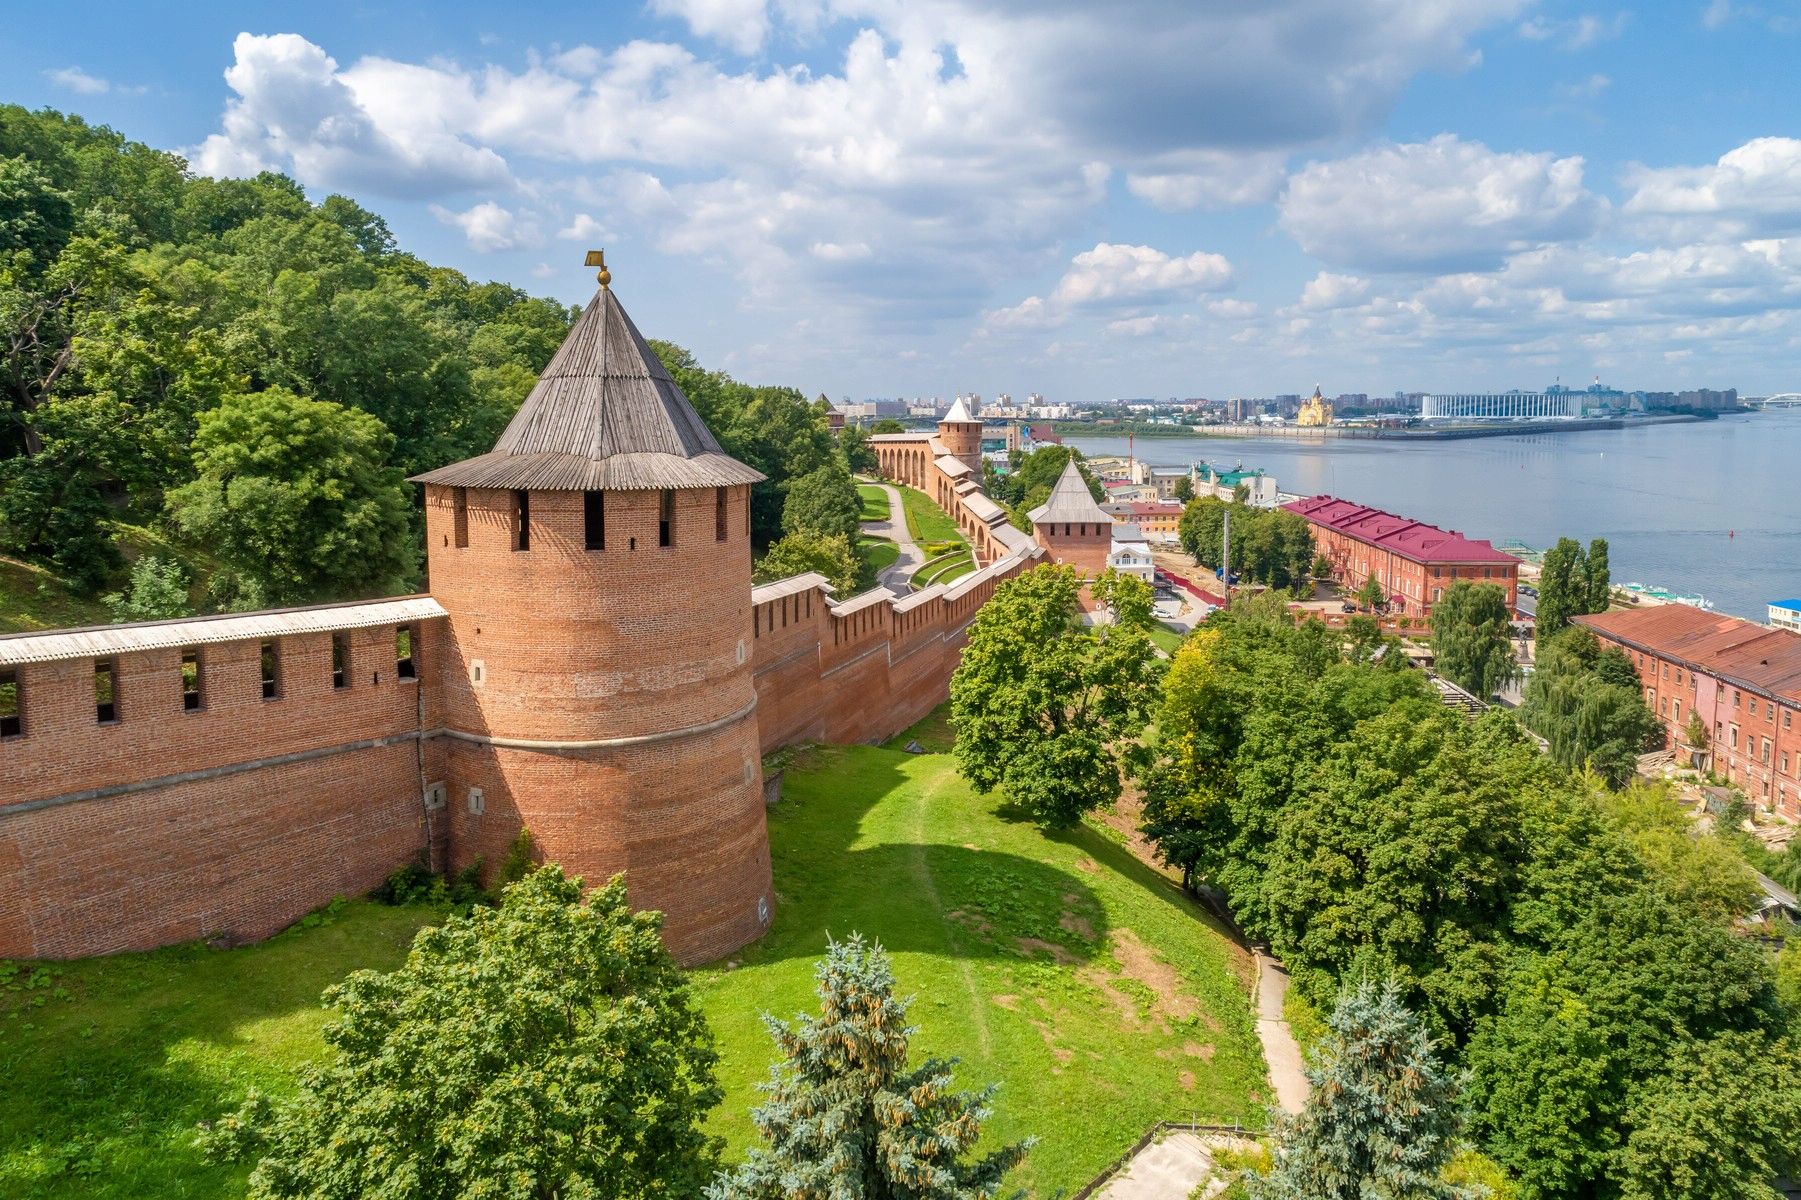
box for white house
[1107,522,1156,584]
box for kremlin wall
[0,274,1044,966]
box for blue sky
[10,0,1801,401]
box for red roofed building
[1283,495,1520,618]
[1576,606,1801,820]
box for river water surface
[1065,410,1801,621]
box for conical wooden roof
[1028,459,1109,525]
[412,286,764,491]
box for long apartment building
[1576,606,1801,821]
[1283,495,1520,618]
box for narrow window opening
[452,486,469,548]
[659,489,675,547]
[396,625,416,679]
[261,640,281,699]
[181,648,203,712]
[94,659,118,724]
[332,633,350,689]
[716,487,728,541]
[513,490,531,551]
[584,490,606,550]
[0,669,20,738]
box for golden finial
[584,249,611,289]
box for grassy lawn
[1,726,1265,1198]
[1148,622,1187,655]
[0,902,443,1198]
[896,484,965,546]
[858,535,899,576]
[912,550,976,589]
[0,554,110,634]
[695,740,1266,1192]
[858,484,891,522]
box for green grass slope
[0,730,1265,1198]
[696,742,1266,1192]
[0,903,442,1198]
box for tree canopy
[1520,625,1662,787]
[199,867,723,1200]
[1429,581,1517,698]
[1135,595,1800,1198]
[166,387,414,606]
[949,564,1160,827]
[1535,536,1611,637]
[1178,496,1315,591]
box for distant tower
[1029,459,1114,588]
[938,395,984,478]
[413,252,773,965]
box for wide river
[1065,410,1801,621]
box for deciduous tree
[950,564,1160,826]
[166,387,413,604]
[756,528,863,597]
[199,868,723,1200]
[1429,581,1517,698]
[781,457,862,543]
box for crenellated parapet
[748,538,1042,751]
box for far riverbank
[1064,409,1800,622]
[1052,413,1704,441]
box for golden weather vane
[584,249,611,289]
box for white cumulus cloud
[1623,137,1801,238]
[1279,135,1607,272]
[432,201,527,252]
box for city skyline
[12,0,1801,399]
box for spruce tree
[1250,979,1477,1200]
[710,935,1031,1200]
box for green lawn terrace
[0,714,1267,1198]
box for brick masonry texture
[0,420,1056,967]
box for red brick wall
[1601,635,1801,821]
[0,622,438,959]
[749,551,1039,755]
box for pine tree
[1250,979,1478,1200]
[710,935,1031,1200]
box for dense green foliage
[781,457,862,543]
[1177,496,1315,590]
[710,935,1030,1200]
[0,105,841,609]
[950,565,1160,827]
[167,388,413,605]
[1535,537,1610,636]
[1137,596,1800,1198]
[1520,626,1662,787]
[1430,581,1517,698]
[755,528,864,596]
[0,106,577,604]
[986,445,1103,527]
[649,340,843,551]
[197,868,722,1200]
[1250,979,1474,1200]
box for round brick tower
[412,256,773,965]
[938,396,984,478]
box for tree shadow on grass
[0,905,432,1200]
[737,745,1110,969]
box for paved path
[1255,950,1309,1115]
[862,482,924,594]
[1093,1132,1257,1200]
